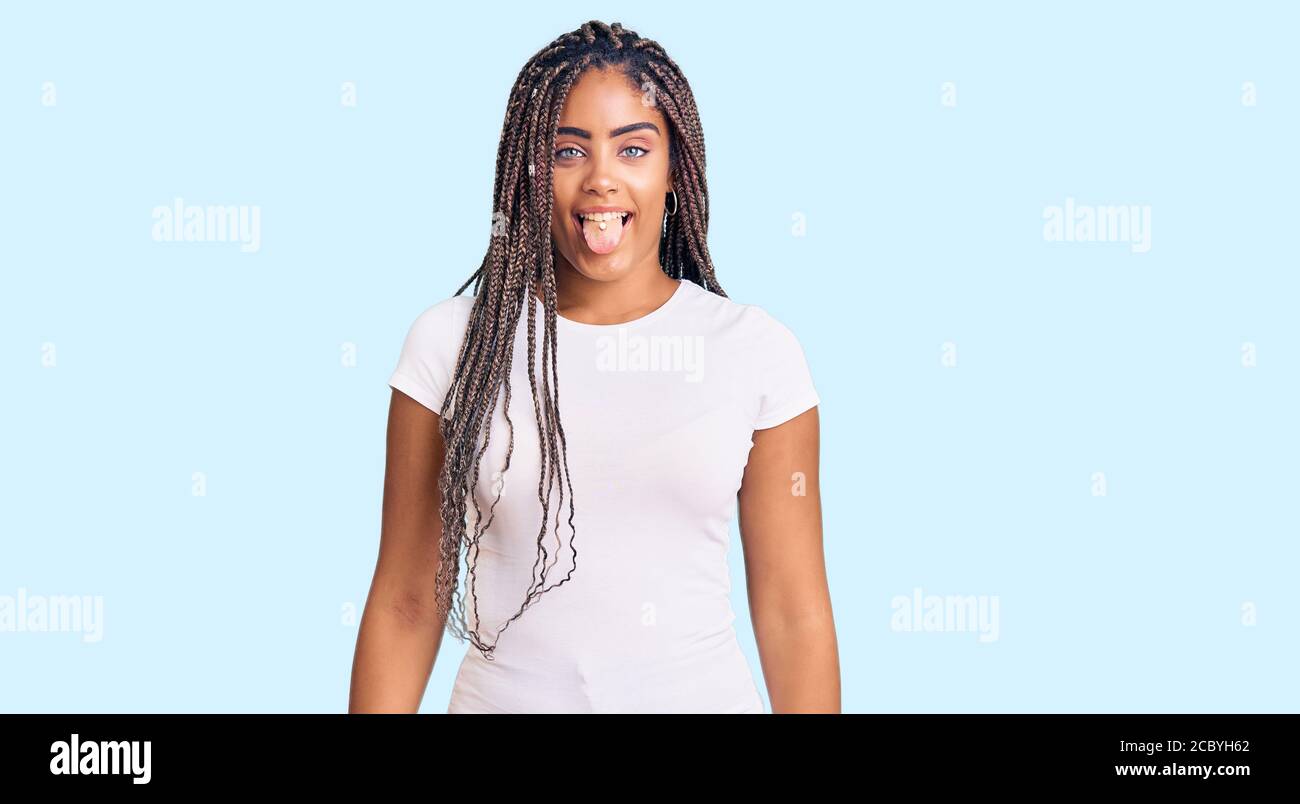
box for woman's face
[549,67,673,282]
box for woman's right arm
[348,388,451,713]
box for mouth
[573,210,634,254]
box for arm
[737,405,840,713]
[348,388,451,713]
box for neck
[535,254,680,326]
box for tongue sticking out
[581,214,627,254]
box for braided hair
[434,20,726,660]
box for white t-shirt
[388,277,819,713]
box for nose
[581,148,619,196]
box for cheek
[549,206,576,254]
[550,179,577,235]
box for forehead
[559,67,665,130]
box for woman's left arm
[737,405,840,713]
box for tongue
[581,214,626,254]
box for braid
[433,20,724,660]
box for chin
[560,245,638,281]
[576,263,633,282]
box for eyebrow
[555,122,661,139]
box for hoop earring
[665,189,678,216]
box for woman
[349,20,838,713]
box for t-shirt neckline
[534,278,688,331]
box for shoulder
[403,293,475,336]
[389,293,475,413]
[395,293,476,355]
[676,280,805,346]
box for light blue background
[2,1,1296,713]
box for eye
[555,146,584,159]
[622,145,648,158]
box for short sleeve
[388,295,470,414]
[749,307,820,430]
